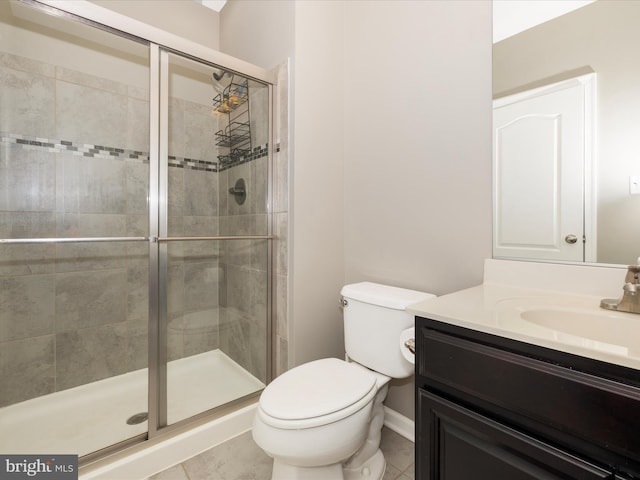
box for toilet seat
[258,358,377,430]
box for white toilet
[252,282,434,480]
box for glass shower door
[0,1,150,456]
[0,0,274,458]
[157,51,270,427]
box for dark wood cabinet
[415,317,640,480]
[419,390,610,479]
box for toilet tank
[340,282,435,379]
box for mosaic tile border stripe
[0,131,151,165]
[218,144,274,171]
[168,155,217,172]
[0,132,274,172]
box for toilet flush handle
[339,297,348,307]
[403,338,415,354]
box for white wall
[343,1,493,419]
[220,1,294,71]
[290,1,346,365]
[343,1,492,294]
[91,0,220,50]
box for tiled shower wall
[0,51,152,408]
[0,51,278,408]
[216,67,290,382]
[216,66,290,382]
[217,83,271,382]
[166,94,221,363]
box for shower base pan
[0,350,264,457]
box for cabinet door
[417,390,611,480]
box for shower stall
[0,0,277,460]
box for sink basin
[520,308,635,348]
[494,296,638,356]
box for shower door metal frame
[9,0,278,461]
[148,47,275,439]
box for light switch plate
[630,176,640,195]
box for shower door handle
[0,235,276,245]
[154,235,274,242]
[0,236,148,244]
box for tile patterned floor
[148,426,414,480]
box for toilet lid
[259,358,377,421]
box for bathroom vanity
[409,260,640,480]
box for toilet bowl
[253,358,390,479]
[252,282,434,480]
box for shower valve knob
[228,178,247,205]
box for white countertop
[408,282,640,371]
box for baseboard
[383,406,415,443]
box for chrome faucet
[600,261,640,314]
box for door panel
[493,79,589,262]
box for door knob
[565,234,578,244]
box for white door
[493,76,594,262]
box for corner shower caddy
[214,76,251,166]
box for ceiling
[192,1,596,40]
[193,0,227,13]
[493,0,595,43]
